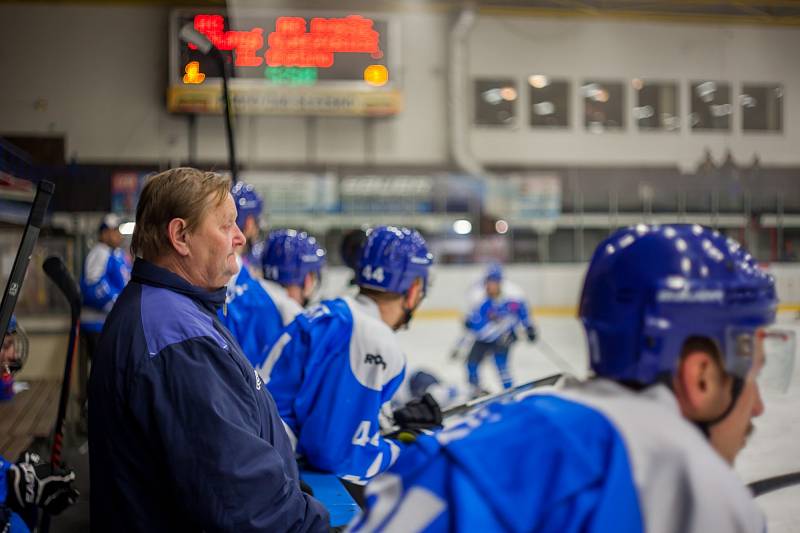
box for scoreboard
[168,9,401,117]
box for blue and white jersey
[352,378,765,533]
[219,259,302,367]
[80,242,131,333]
[260,294,406,484]
[464,281,533,344]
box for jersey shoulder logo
[364,353,387,370]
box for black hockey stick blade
[43,256,81,319]
[749,471,800,497]
[0,179,54,338]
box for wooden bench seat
[0,380,60,460]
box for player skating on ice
[454,263,537,394]
[259,226,439,491]
[353,224,781,533]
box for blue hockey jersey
[219,262,302,367]
[88,258,328,532]
[352,378,765,533]
[464,282,533,344]
[260,295,406,484]
[80,242,131,332]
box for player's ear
[405,278,424,308]
[674,350,729,421]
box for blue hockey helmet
[262,229,326,286]
[579,224,777,385]
[356,226,433,294]
[231,181,264,230]
[485,263,503,283]
[6,315,17,334]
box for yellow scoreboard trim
[167,84,402,117]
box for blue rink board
[300,470,361,527]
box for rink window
[582,81,624,132]
[528,76,569,128]
[633,80,679,132]
[474,79,517,126]
[690,81,731,131]
[741,84,783,133]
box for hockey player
[230,181,265,272]
[260,226,437,488]
[1,452,79,533]
[220,217,325,370]
[1,320,79,532]
[353,224,777,532]
[262,229,326,308]
[218,181,274,366]
[80,213,131,341]
[456,264,537,392]
[1,316,27,401]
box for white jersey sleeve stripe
[258,332,292,385]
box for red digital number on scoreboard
[189,14,383,69]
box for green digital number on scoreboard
[265,67,318,86]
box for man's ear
[167,218,191,257]
[674,350,730,421]
[404,278,424,308]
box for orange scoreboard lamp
[168,9,402,117]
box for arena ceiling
[3,0,800,26]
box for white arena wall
[1,3,799,169]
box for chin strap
[694,376,745,438]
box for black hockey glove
[526,326,537,342]
[393,393,443,431]
[6,452,79,516]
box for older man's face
[189,193,245,290]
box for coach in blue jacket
[88,168,329,532]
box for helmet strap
[694,375,745,438]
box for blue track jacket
[88,258,328,532]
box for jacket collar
[131,258,227,312]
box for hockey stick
[442,373,562,419]
[749,471,800,497]
[0,180,54,341]
[40,256,81,533]
[535,337,580,377]
[383,373,563,439]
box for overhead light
[119,222,136,235]
[495,220,509,234]
[453,219,472,235]
[500,87,518,101]
[528,75,549,89]
[631,78,644,90]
